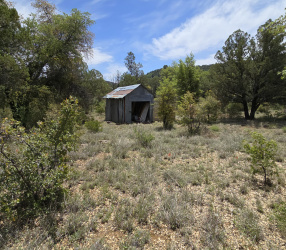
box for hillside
[146,64,213,79]
[5,115,286,249]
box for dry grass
[2,115,286,249]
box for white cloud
[11,0,64,18]
[103,63,127,81]
[145,0,286,60]
[11,0,34,19]
[84,48,113,66]
[196,54,216,66]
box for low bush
[0,97,80,221]
[177,91,203,135]
[226,103,243,118]
[199,91,221,123]
[209,125,220,132]
[95,101,105,114]
[134,127,155,148]
[85,119,102,133]
[244,132,278,185]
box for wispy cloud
[12,0,65,18]
[84,48,113,65]
[145,0,285,60]
[103,63,127,81]
[11,0,35,18]
[196,54,216,66]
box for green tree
[0,0,96,127]
[176,53,200,98]
[81,69,112,110]
[0,0,31,120]
[267,9,286,79]
[119,72,138,86]
[214,30,253,119]
[214,25,286,119]
[0,97,80,220]
[22,0,94,99]
[156,77,177,129]
[124,51,143,78]
[250,20,286,107]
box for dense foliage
[155,77,177,129]
[0,97,80,220]
[0,0,111,127]
[212,22,286,119]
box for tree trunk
[250,104,258,120]
[242,99,250,120]
[249,97,260,120]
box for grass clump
[272,202,286,238]
[159,193,193,230]
[235,209,264,242]
[209,125,220,132]
[134,127,155,148]
[120,229,150,249]
[60,212,89,242]
[201,209,226,249]
[85,119,102,132]
[114,198,135,233]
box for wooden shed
[103,84,154,124]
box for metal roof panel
[103,84,140,98]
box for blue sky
[12,0,285,80]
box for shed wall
[105,85,154,124]
[124,85,153,123]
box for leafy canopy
[0,97,80,220]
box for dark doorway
[132,102,150,123]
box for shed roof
[103,84,140,99]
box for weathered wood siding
[105,85,154,124]
[124,85,153,123]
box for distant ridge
[146,64,213,78]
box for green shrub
[134,127,155,148]
[155,77,177,129]
[226,103,243,118]
[85,119,102,133]
[199,91,221,123]
[95,101,106,114]
[177,91,204,134]
[244,132,278,185]
[257,103,271,117]
[272,202,286,238]
[0,97,80,220]
[282,127,286,133]
[210,125,220,132]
